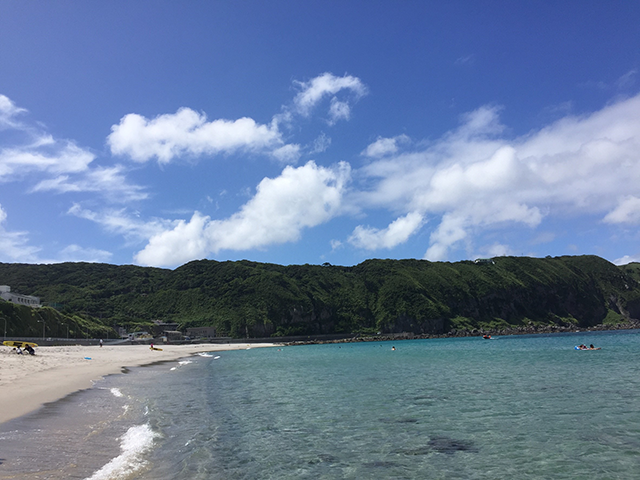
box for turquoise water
[2,330,640,479]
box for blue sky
[1,1,640,269]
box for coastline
[0,342,276,424]
[282,321,640,346]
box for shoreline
[0,343,276,425]
[284,321,640,346]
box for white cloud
[293,72,368,119]
[616,69,637,90]
[614,254,640,265]
[58,244,112,263]
[455,105,505,138]
[135,161,351,267]
[362,135,410,158]
[424,213,469,261]
[0,141,95,180]
[603,196,640,225]
[0,95,97,183]
[357,94,640,260]
[0,94,27,128]
[32,165,148,202]
[0,204,41,262]
[271,144,301,164]
[582,70,638,92]
[328,98,351,124]
[0,94,149,206]
[454,54,476,66]
[134,211,211,267]
[107,73,367,166]
[108,108,288,164]
[310,132,331,154]
[348,212,424,250]
[68,204,174,244]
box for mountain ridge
[1,255,639,339]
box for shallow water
[1,330,640,479]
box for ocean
[1,330,640,479]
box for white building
[0,285,41,307]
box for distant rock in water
[428,436,478,454]
[363,460,401,468]
[379,417,419,424]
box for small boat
[482,335,492,340]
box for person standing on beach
[99,339,103,347]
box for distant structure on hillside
[186,326,217,339]
[151,320,180,337]
[474,258,495,265]
[0,285,41,307]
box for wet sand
[0,342,275,424]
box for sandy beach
[0,342,275,424]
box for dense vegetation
[1,255,639,339]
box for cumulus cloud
[362,135,410,158]
[424,213,469,261]
[328,98,351,124]
[107,73,367,166]
[135,211,211,266]
[135,161,351,267]
[603,196,640,225]
[271,144,301,164]
[348,211,424,250]
[354,93,640,261]
[108,108,288,164]
[614,254,640,265]
[293,72,368,121]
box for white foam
[110,388,123,398]
[197,352,214,357]
[170,359,193,371]
[84,424,159,480]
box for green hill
[1,255,639,339]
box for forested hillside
[1,255,639,339]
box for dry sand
[0,342,276,424]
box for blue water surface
[134,331,640,479]
[2,330,640,479]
